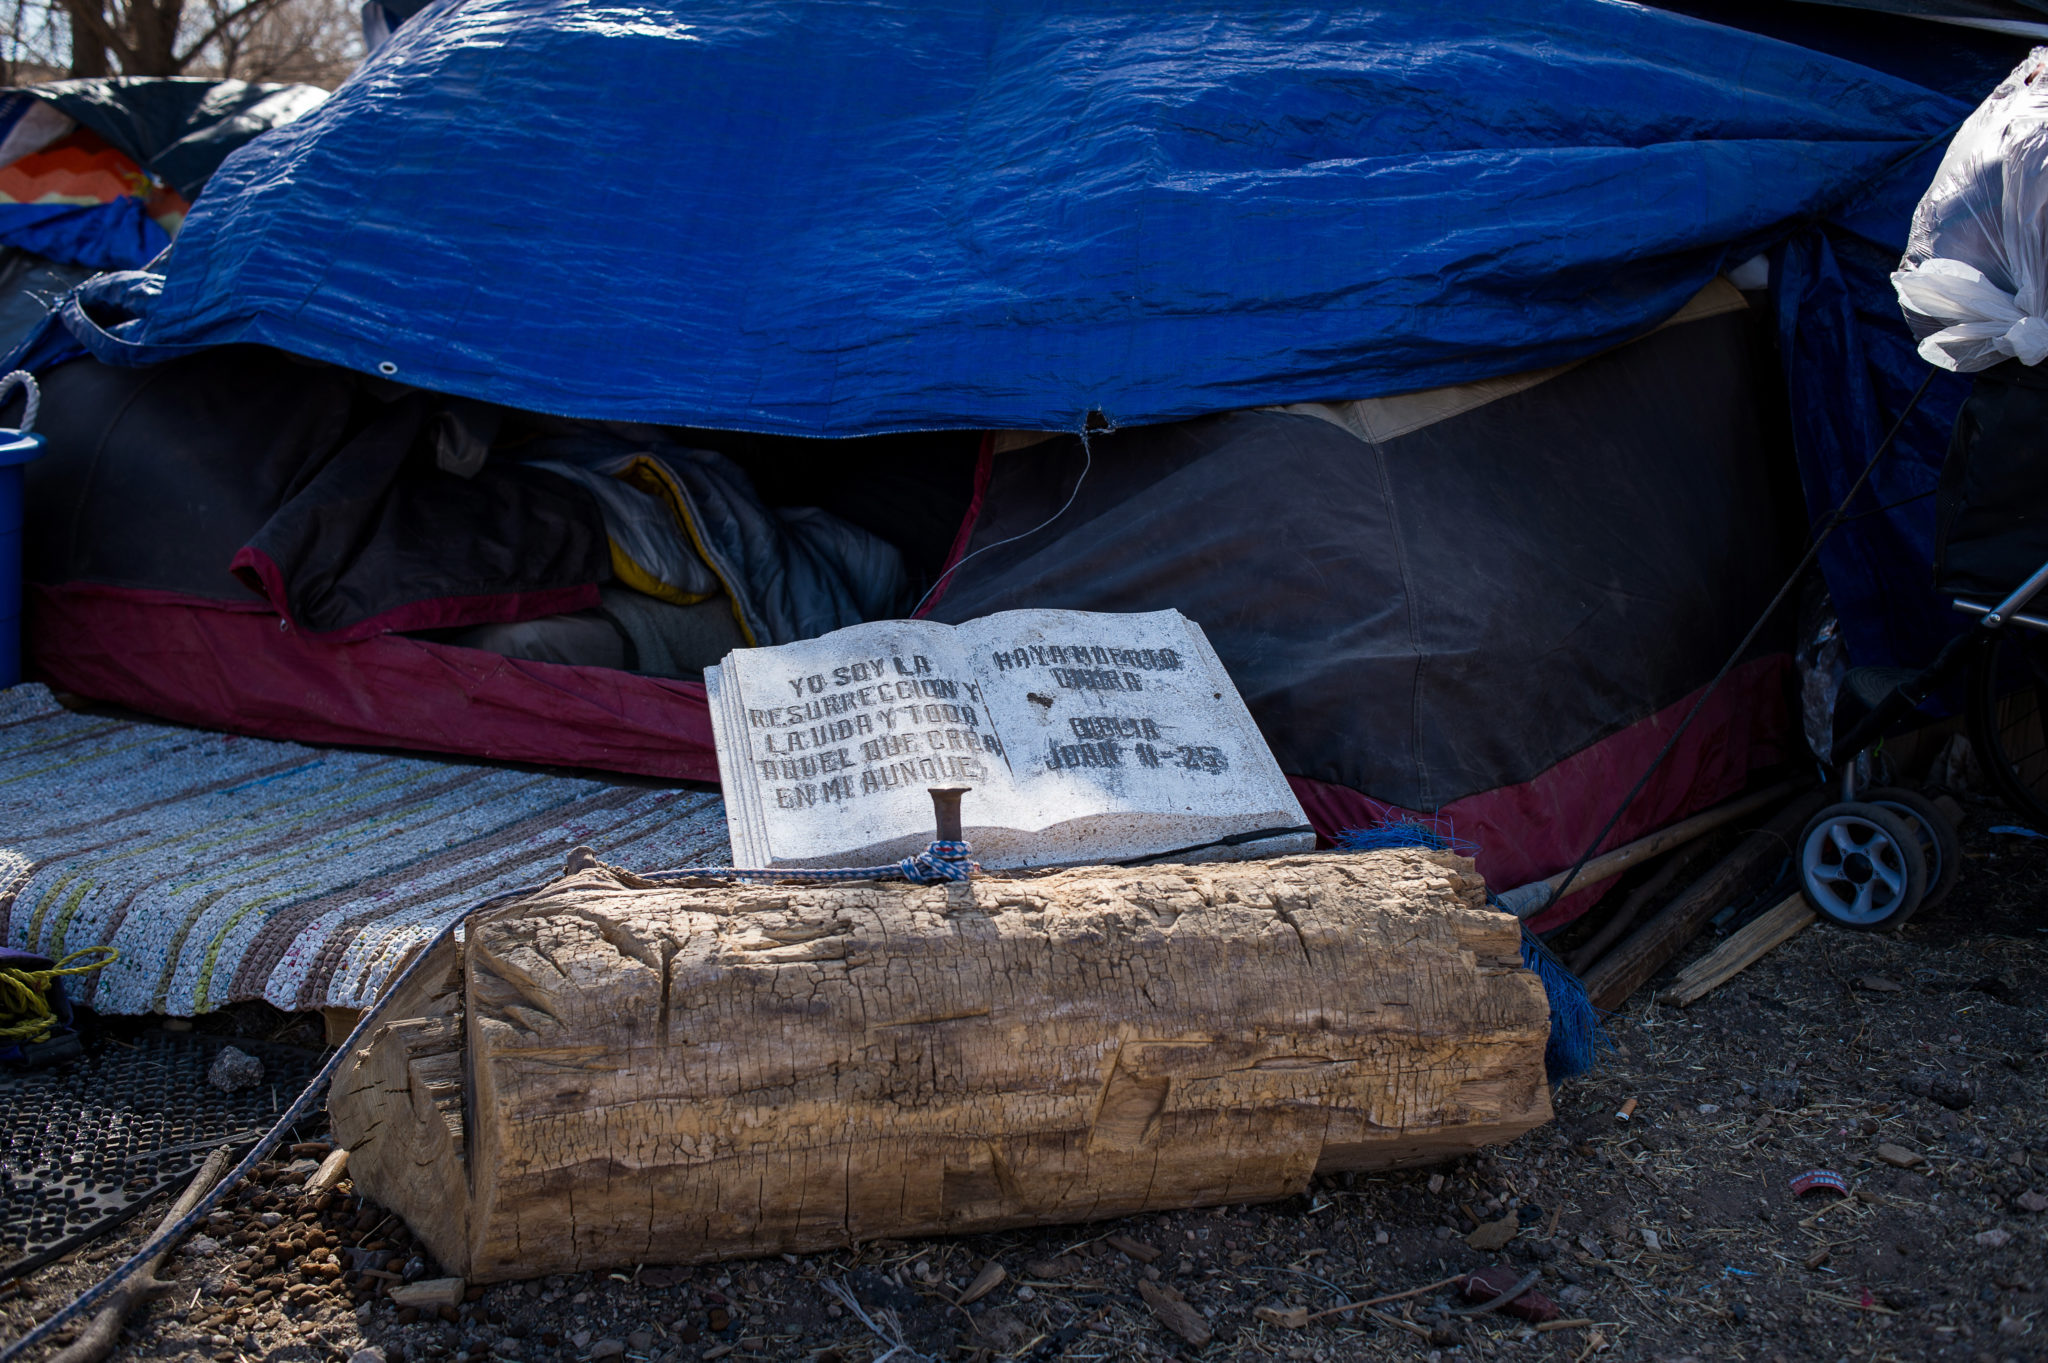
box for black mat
[0,1030,320,1281]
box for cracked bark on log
[330,850,1550,1280]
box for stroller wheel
[1862,786,1961,914]
[1798,802,1929,930]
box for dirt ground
[5,786,2046,1363]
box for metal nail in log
[929,783,969,842]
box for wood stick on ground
[1582,791,1827,1012]
[1656,893,1816,1007]
[1300,1274,1464,1323]
[1359,1306,1433,1338]
[1496,780,1799,917]
[48,1146,232,1363]
[1565,838,1715,973]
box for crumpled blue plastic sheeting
[28,0,1966,437]
[0,197,169,272]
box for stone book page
[955,608,1313,866]
[712,619,1018,867]
[708,609,1314,869]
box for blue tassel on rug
[1334,821,1600,1082]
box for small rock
[1023,1256,1078,1279]
[1466,1217,1518,1252]
[492,1340,520,1359]
[1975,1228,2014,1249]
[349,1350,386,1363]
[1428,1173,1446,1195]
[626,1332,652,1353]
[571,1332,592,1349]
[970,1309,1033,1352]
[588,1339,625,1359]
[259,1212,284,1228]
[1757,1077,1802,1109]
[2017,1190,2048,1214]
[1697,1103,1720,1115]
[1014,1285,1035,1302]
[1903,1070,1976,1110]
[208,1046,265,1093]
[1638,1228,1662,1252]
[182,1235,221,1257]
[1858,975,1905,993]
[1876,1143,1927,1169]
[1254,1305,1310,1329]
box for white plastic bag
[1895,48,2048,372]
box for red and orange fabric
[0,127,187,236]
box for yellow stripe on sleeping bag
[612,456,760,647]
[606,540,716,607]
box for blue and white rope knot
[642,839,977,886]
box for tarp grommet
[377,361,398,375]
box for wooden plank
[331,850,1553,1281]
[1582,792,1828,1013]
[1494,780,1799,917]
[1656,893,1815,1007]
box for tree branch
[171,0,283,68]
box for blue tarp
[0,197,167,272]
[25,0,1972,439]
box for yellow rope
[0,946,118,1042]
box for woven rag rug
[0,683,730,1015]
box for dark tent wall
[925,290,1802,924]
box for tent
[6,1,2029,929]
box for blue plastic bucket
[0,430,47,688]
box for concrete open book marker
[705,607,1314,870]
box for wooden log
[1655,893,1815,1007]
[331,850,1552,1281]
[1581,791,1828,1012]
